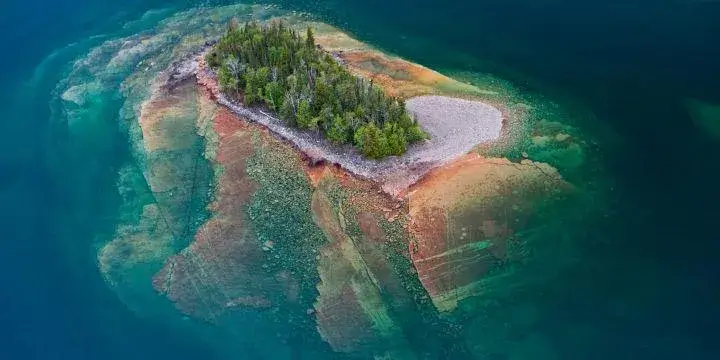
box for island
[195,18,505,195]
[208,20,427,159]
[56,5,604,359]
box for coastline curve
[194,54,503,196]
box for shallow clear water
[1,1,719,359]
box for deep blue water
[1,1,719,359]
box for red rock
[311,187,416,358]
[407,155,569,312]
[152,103,275,321]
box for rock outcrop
[408,154,571,312]
[311,173,417,359]
[66,7,604,359]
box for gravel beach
[191,56,503,196]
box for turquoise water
[2,1,719,359]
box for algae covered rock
[53,5,608,358]
[407,154,571,312]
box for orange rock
[153,92,271,321]
[407,154,569,312]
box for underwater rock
[152,104,272,320]
[67,7,605,358]
[311,177,417,359]
[407,154,570,312]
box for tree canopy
[207,20,428,159]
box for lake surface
[1,1,718,359]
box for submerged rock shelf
[56,6,607,359]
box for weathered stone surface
[152,106,273,320]
[133,81,214,247]
[83,8,605,359]
[312,22,479,99]
[408,154,570,312]
[99,77,215,317]
[99,203,176,307]
[311,175,418,359]
[150,91,334,358]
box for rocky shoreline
[62,6,606,359]
[179,50,504,196]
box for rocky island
[194,19,505,195]
[56,4,606,359]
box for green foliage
[280,94,297,125]
[264,81,284,111]
[224,55,246,89]
[406,123,429,142]
[306,27,316,49]
[243,67,270,105]
[210,20,428,158]
[318,106,334,132]
[206,50,221,68]
[326,114,350,143]
[217,66,238,94]
[355,123,390,159]
[383,122,408,156]
[296,99,315,129]
[242,71,261,105]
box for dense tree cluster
[207,20,428,158]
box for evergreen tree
[318,105,334,132]
[208,19,427,158]
[306,27,315,49]
[406,123,428,142]
[383,122,407,156]
[280,94,297,124]
[327,115,349,144]
[355,123,389,159]
[264,81,284,111]
[243,68,260,105]
[296,99,314,129]
[217,66,239,94]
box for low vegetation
[206,20,428,158]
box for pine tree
[406,123,428,143]
[306,27,315,49]
[209,19,427,158]
[296,99,313,129]
[327,115,349,144]
[355,123,388,159]
[384,122,407,156]
[264,81,284,111]
[218,66,239,94]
